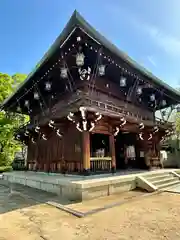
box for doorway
[115,131,146,170]
[90,133,110,157]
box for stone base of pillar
[82,168,91,176]
[111,166,116,174]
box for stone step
[157,180,180,190]
[145,173,170,180]
[152,177,178,186]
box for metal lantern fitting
[45,81,51,91]
[60,67,68,79]
[120,77,126,87]
[150,94,155,101]
[137,86,142,95]
[34,92,39,100]
[161,99,166,107]
[98,65,105,76]
[76,53,85,67]
[24,100,29,107]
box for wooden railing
[90,157,112,172]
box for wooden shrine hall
[2,10,180,175]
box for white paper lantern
[137,86,142,95]
[45,81,51,91]
[77,36,81,42]
[60,67,68,79]
[17,106,21,112]
[76,53,85,66]
[150,94,155,101]
[24,100,29,107]
[120,77,126,87]
[34,92,39,100]
[98,65,105,76]
[161,99,166,106]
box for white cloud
[144,25,180,57]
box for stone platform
[2,169,178,202]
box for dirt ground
[0,185,180,240]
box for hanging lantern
[77,36,81,42]
[177,106,180,112]
[120,77,126,87]
[137,86,142,95]
[161,99,166,107]
[45,81,51,91]
[98,65,105,76]
[60,67,68,79]
[17,106,21,112]
[150,94,155,101]
[76,53,85,66]
[24,100,29,107]
[34,92,39,100]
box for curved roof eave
[2,10,180,109]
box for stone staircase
[136,171,180,192]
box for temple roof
[2,10,180,109]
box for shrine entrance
[90,133,112,173]
[115,131,147,170]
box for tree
[0,73,27,166]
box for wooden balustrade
[90,157,112,172]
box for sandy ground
[0,185,180,240]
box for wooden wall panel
[27,122,83,172]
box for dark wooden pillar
[82,131,90,174]
[109,134,116,172]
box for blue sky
[0,0,180,88]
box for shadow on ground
[0,182,73,215]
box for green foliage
[175,112,180,137]
[0,166,12,173]
[0,73,27,166]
